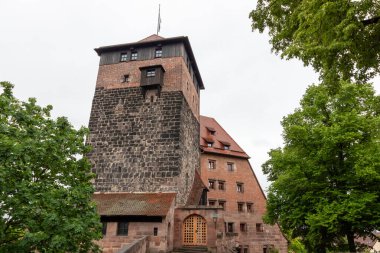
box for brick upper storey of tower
[200,116,249,159]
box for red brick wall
[200,153,288,253]
[95,57,200,120]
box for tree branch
[361,16,380,26]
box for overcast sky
[1,0,379,192]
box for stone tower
[87,35,204,205]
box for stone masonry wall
[87,87,199,205]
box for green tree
[262,82,380,252]
[249,0,380,86]
[0,82,101,252]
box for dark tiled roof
[200,116,249,159]
[93,192,176,217]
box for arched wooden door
[183,214,207,246]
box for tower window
[155,48,162,58]
[120,53,128,62]
[238,202,244,212]
[122,74,130,83]
[117,222,129,235]
[131,51,138,61]
[153,227,158,236]
[146,69,156,77]
[208,160,216,170]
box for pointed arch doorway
[182,214,207,246]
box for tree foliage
[0,82,101,252]
[250,0,380,86]
[262,82,380,252]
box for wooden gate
[183,214,207,246]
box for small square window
[146,69,156,77]
[122,74,130,83]
[256,223,264,233]
[237,183,244,193]
[153,227,158,236]
[240,223,247,232]
[218,181,225,191]
[117,222,129,235]
[227,163,234,172]
[155,48,162,58]
[218,201,226,210]
[120,53,128,62]
[208,160,216,169]
[131,51,138,60]
[247,203,253,213]
[208,180,215,190]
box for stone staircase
[172,246,209,253]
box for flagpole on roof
[157,4,161,35]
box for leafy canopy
[250,0,380,85]
[262,82,380,251]
[0,82,101,252]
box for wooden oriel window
[146,69,156,77]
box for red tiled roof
[200,116,249,158]
[138,34,165,42]
[93,192,176,216]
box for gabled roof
[200,116,249,159]
[93,192,176,217]
[138,34,165,42]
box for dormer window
[120,53,128,62]
[155,48,162,58]
[131,51,138,61]
[207,142,213,147]
[220,140,231,150]
[206,126,216,135]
